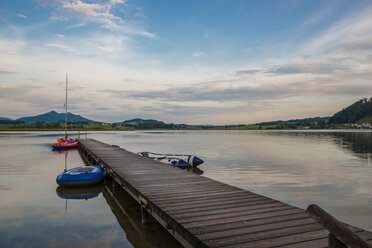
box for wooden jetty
[78,138,372,248]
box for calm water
[0,130,372,247]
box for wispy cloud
[0,69,17,74]
[236,69,260,75]
[17,14,27,19]
[266,61,352,76]
[334,38,372,52]
[48,0,155,37]
[45,43,74,52]
[147,60,161,64]
[304,5,372,54]
[62,0,122,21]
[106,73,372,104]
[193,52,207,57]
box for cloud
[266,61,351,76]
[335,38,372,52]
[236,69,260,75]
[47,0,155,37]
[125,85,285,102]
[193,52,207,57]
[0,85,60,112]
[0,70,17,74]
[62,0,122,21]
[147,60,161,64]
[304,5,372,54]
[17,14,27,19]
[45,43,74,52]
[105,70,372,105]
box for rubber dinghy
[56,166,105,187]
[137,152,204,168]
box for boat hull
[138,152,204,168]
[52,141,79,150]
[56,166,105,187]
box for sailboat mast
[65,74,68,138]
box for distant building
[362,123,372,128]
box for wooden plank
[178,205,296,225]
[221,229,329,248]
[146,185,241,197]
[140,184,236,196]
[275,238,328,248]
[174,202,286,219]
[162,197,274,213]
[148,188,245,201]
[204,223,324,247]
[155,191,260,206]
[136,180,217,188]
[183,208,305,229]
[189,212,312,235]
[197,217,318,241]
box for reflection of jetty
[78,138,372,248]
[102,179,183,248]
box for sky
[0,0,372,124]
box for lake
[0,130,371,247]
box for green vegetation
[329,98,372,124]
[0,121,133,131]
[0,120,368,131]
[356,115,372,124]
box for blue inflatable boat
[56,166,105,187]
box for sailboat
[52,74,79,150]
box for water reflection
[254,130,372,161]
[102,178,183,248]
[332,132,372,160]
[56,183,104,200]
[186,166,204,175]
[52,147,78,154]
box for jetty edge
[78,138,372,248]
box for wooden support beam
[307,204,372,248]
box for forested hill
[329,98,372,124]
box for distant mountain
[259,116,330,125]
[121,118,166,126]
[0,117,13,121]
[329,98,372,124]
[17,111,94,123]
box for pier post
[307,204,372,248]
[141,204,150,225]
[329,233,348,248]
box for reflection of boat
[56,183,104,199]
[52,140,78,150]
[56,166,105,187]
[186,166,204,175]
[52,74,78,150]
[137,152,204,168]
[52,147,78,153]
